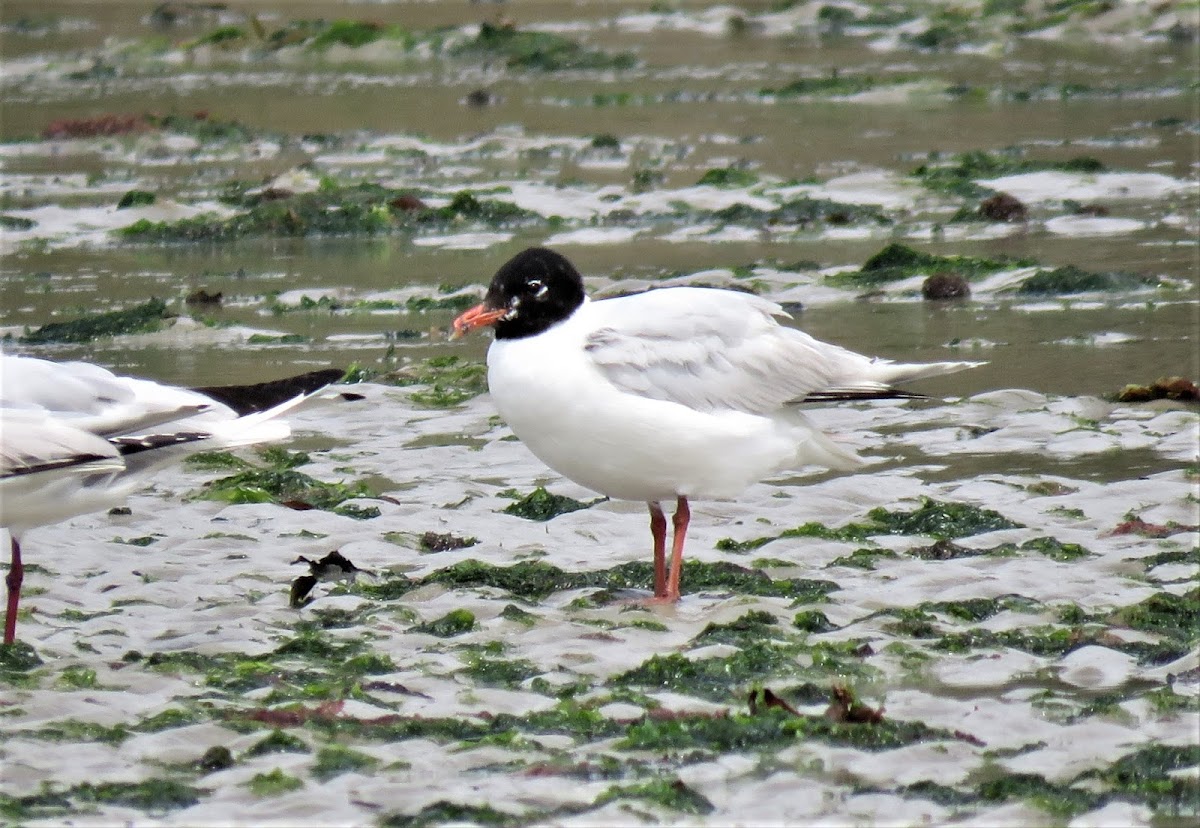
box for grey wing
[583,288,855,414]
[0,355,214,437]
[0,410,123,478]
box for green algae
[626,618,669,632]
[1018,536,1091,561]
[501,487,600,521]
[1138,546,1200,570]
[61,779,203,811]
[793,610,836,633]
[383,355,488,409]
[0,788,76,822]
[0,214,36,230]
[139,629,395,701]
[896,779,975,806]
[716,520,872,552]
[26,719,130,745]
[828,548,899,569]
[419,531,479,552]
[1090,742,1200,815]
[459,650,541,689]
[187,24,246,48]
[452,22,636,72]
[499,604,539,626]
[135,708,203,732]
[146,112,259,143]
[595,779,714,815]
[245,768,303,796]
[933,625,1082,657]
[868,498,1021,539]
[306,20,407,51]
[420,559,565,600]
[183,450,252,471]
[0,777,201,816]
[706,196,889,228]
[19,298,171,344]
[692,610,779,646]
[696,167,758,187]
[405,293,481,313]
[618,707,955,754]
[382,801,519,828]
[371,558,835,604]
[55,665,99,689]
[120,184,537,242]
[1112,587,1199,644]
[1015,264,1159,295]
[720,499,1019,553]
[922,597,1010,623]
[115,535,157,547]
[245,729,310,756]
[913,150,1105,198]
[762,72,882,97]
[412,609,477,637]
[187,17,414,54]
[312,744,378,781]
[116,189,156,209]
[883,607,940,638]
[199,467,374,512]
[976,772,1099,819]
[829,243,1033,288]
[611,640,801,700]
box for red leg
[665,496,690,602]
[4,535,22,645]
[648,502,667,598]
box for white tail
[865,358,986,386]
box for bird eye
[527,278,548,298]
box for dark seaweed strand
[111,432,213,457]
[2,453,116,479]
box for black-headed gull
[452,247,984,602]
[0,354,341,644]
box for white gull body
[487,288,975,502]
[456,247,984,601]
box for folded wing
[583,288,982,414]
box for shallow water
[1,1,1198,826]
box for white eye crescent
[528,279,548,298]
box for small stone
[922,272,970,300]
[979,191,1027,222]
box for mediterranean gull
[452,247,984,602]
[0,354,341,644]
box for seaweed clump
[501,487,600,521]
[19,298,172,344]
[197,449,378,519]
[913,150,1105,198]
[120,185,538,242]
[1015,264,1159,295]
[828,243,1032,288]
[453,21,637,71]
[365,558,834,604]
[717,498,1021,552]
[710,197,889,228]
[762,72,881,97]
[382,355,488,409]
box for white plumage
[0,352,337,644]
[454,247,985,602]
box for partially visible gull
[0,353,342,644]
